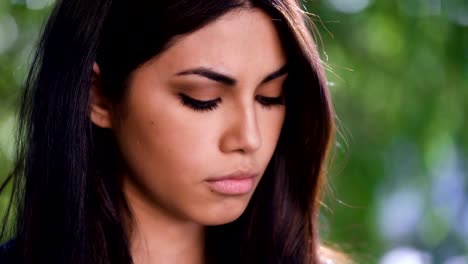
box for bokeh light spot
[380,247,432,264]
[0,14,18,54]
[326,0,371,14]
[26,0,54,10]
[377,188,424,242]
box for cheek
[260,107,285,151]
[250,107,285,175]
[150,118,215,177]
[114,90,219,184]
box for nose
[219,105,261,154]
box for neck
[123,179,205,264]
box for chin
[197,198,251,226]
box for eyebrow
[175,64,288,86]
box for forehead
[143,8,286,82]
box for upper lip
[206,170,259,182]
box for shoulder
[0,239,17,264]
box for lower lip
[205,178,254,195]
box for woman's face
[109,8,287,225]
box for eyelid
[178,93,220,103]
[172,79,225,93]
[257,79,286,96]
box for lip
[205,171,258,195]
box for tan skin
[90,8,287,264]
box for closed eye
[255,95,284,108]
[178,94,221,112]
[178,94,284,112]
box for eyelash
[255,95,284,108]
[178,94,284,112]
[179,94,221,112]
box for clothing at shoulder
[318,245,353,264]
[0,239,16,264]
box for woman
[0,0,340,263]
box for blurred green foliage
[0,0,467,263]
[309,0,468,263]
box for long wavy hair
[0,0,335,263]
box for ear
[89,62,113,128]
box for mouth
[205,170,259,195]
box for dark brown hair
[0,0,335,263]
